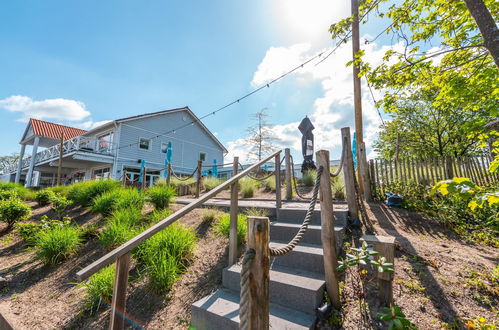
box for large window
[139,137,151,150]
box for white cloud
[77,120,113,130]
[0,95,90,122]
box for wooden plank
[388,158,394,186]
[275,153,282,208]
[229,157,239,266]
[480,156,490,185]
[109,252,131,330]
[246,216,270,330]
[76,150,282,281]
[285,148,292,200]
[316,150,341,309]
[341,128,359,219]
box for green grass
[35,190,56,206]
[35,225,82,264]
[170,177,196,187]
[214,213,247,244]
[0,182,31,200]
[47,185,70,197]
[262,175,276,192]
[147,185,176,209]
[203,177,224,191]
[302,170,316,187]
[148,208,173,224]
[239,178,258,198]
[201,208,221,222]
[99,208,143,249]
[0,197,31,228]
[79,265,116,311]
[330,175,345,200]
[91,187,144,216]
[67,180,121,206]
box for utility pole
[57,132,64,186]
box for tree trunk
[462,0,499,68]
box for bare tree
[245,108,279,162]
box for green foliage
[0,182,30,200]
[337,241,394,273]
[98,208,143,249]
[47,185,70,197]
[146,185,176,209]
[169,177,196,187]
[377,304,417,330]
[67,180,121,206]
[51,194,72,216]
[201,208,221,222]
[14,221,40,244]
[35,190,56,206]
[203,177,223,191]
[262,175,276,192]
[0,197,31,228]
[239,178,258,198]
[79,265,115,312]
[302,170,316,187]
[91,187,144,216]
[148,208,173,224]
[214,213,247,244]
[331,175,345,200]
[0,190,19,201]
[465,316,497,329]
[35,225,82,264]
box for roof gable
[28,119,87,140]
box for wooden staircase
[191,207,348,330]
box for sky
[0,0,394,163]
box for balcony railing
[5,136,114,174]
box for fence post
[246,216,270,329]
[285,148,292,200]
[275,153,282,209]
[358,141,372,201]
[166,163,172,186]
[142,168,147,190]
[316,150,341,310]
[341,127,359,222]
[361,235,395,306]
[121,169,127,187]
[196,160,202,198]
[109,252,131,330]
[229,157,239,266]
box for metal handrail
[76,149,282,281]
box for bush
[0,182,31,200]
[35,190,56,206]
[149,208,173,224]
[302,170,316,187]
[67,180,121,206]
[0,198,31,228]
[47,185,70,197]
[147,185,176,209]
[331,176,345,200]
[14,221,40,244]
[201,208,221,222]
[79,265,115,311]
[262,176,276,192]
[91,187,144,216]
[35,225,82,264]
[52,195,72,216]
[0,189,19,201]
[203,177,223,191]
[239,178,258,198]
[214,213,247,244]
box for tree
[0,154,19,173]
[244,108,279,162]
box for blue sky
[0,0,392,162]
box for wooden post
[358,142,372,201]
[57,132,64,186]
[142,168,147,190]
[109,252,131,330]
[275,153,282,209]
[121,169,127,187]
[361,235,395,306]
[341,128,359,222]
[196,160,202,198]
[285,148,292,200]
[369,160,376,200]
[166,163,172,186]
[316,150,341,309]
[246,216,270,330]
[228,157,239,266]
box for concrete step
[269,241,324,274]
[270,222,345,246]
[277,208,348,227]
[223,264,325,314]
[191,289,316,330]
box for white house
[1,106,227,187]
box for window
[161,142,168,153]
[139,138,151,150]
[97,132,113,152]
[93,167,111,179]
[199,152,206,161]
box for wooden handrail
[76,149,282,281]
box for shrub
[147,185,176,209]
[35,225,82,264]
[0,198,31,228]
[52,195,72,216]
[148,208,173,224]
[203,177,223,191]
[0,182,30,200]
[14,221,40,244]
[262,176,276,192]
[91,188,144,216]
[331,176,345,200]
[35,190,56,206]
[67,180,121,206]
[99,221,137,249]
[201,208,221,222]
[239,178,258,198]
[214,213,247,244]
[47,185,70,197]
[0,189,20,201]
[302,170,316,187]
[79,265,115,311]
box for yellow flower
[466,320,475,329]
[361,269,368,275]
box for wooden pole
[341,128,359,221]
[275,153,282,209]
[166,163,172,186]
[369,160,377,200]
[228,157,239,266]
[316,150,341,309]
[142,168,147,190]
[246,216,270,330]
[358,142,372,201]
[109,252,131,330]
[196,160,202,198]
[121,169,127,187]
[56,132,64,186]
[284,148,292,200]
[361,235,395,306]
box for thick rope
[201,162,234,168]
[170,166,198,181]
[269,166,323,256]
[330,146,345,178]
[239,248,256,330]
[238,162,276,182]
[289,155,310,200]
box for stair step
[270,222,345,246]
[223,264,325,314]
[269,241,324,274]
[277,208,348,227]
[191,289,316,330]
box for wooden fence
[369,156,498,199]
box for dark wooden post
[341,127,359,222]
[142,168,147,190]
[229,156,239,266]
[285,148,292,200]
[361,235,395,306]
[275,153,282,209]
[166,163,172,186]
[57,132,64,186]
[196,160,202,198]
[316,150,341,309]
[109,252,131,330]
[358,141,372,201]
[121,169,127,187]
[246,216,270,330]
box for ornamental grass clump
[302,170,316,187]
[99,208,143,249]
[91,187,144,216]
[203,177,223,191]
[201,208,221,222]
[79,265,116,312]
[214,213,247,244]
[67,180,121,206]
[148,208,173,224]
[147,185,176,209]
[35,225,82,264]
[239,178,258,198]
[262,175,276,192]
[35,190,56,206]
[0,197,31,229]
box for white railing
[6,136,114,173]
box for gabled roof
[29,119,87,140]
[116,106,189,122]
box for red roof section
[30,119,87,140]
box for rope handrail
[239,162,276,182]
[330,144,345,178]
[289,155,310,200]
[170,166,198,181]
[239,248,255,330]
[201,162,234,168]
